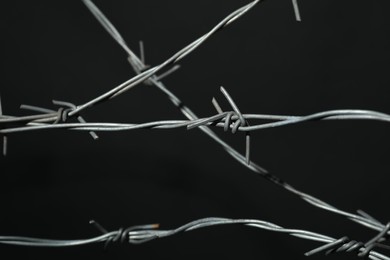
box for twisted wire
[0,94,7,156]
[0,217,389,260]
[128,217,390,260]
[0,221,159,248]
[72,0,263,115]
[2,104,390,135]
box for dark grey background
[0,0,389,259]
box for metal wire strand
[0,93,7,156]
[0,100,98,140]
[1,217,388,260]
[0,221,160,248]
[130,218,390,260]
[74,0,263,115]
[292,0,302,21]
[2,107,390,135]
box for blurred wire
[0,94,7,156]
[292,0,302,21]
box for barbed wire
[76,0,390,240]
[0,217,389,260]
[2,87,390,137]
[1,0,389,259]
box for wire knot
[215,87,251,164]
[186,86,251,165]
[90,220,160,248]
[221,111,248,134]
[53,107,73,124]
[90,220,134,248]
[306,222,390,258]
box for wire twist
[0,217,389,259]
[306,223,390,258]
[89,220,159,248]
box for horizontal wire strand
[0,217,388,259]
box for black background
[0,0,390,259]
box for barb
[0,217,388,260]
[292,0,302,21]
[139,41,146,65]
[155,65,181,81]
[0,94,7,156]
